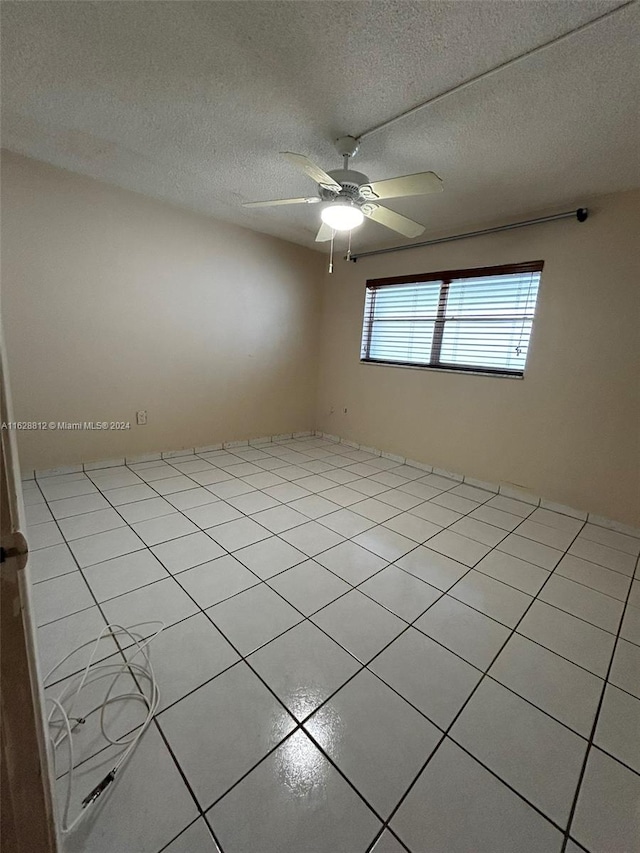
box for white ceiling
[2,1,639,251]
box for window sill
[359,359,525,380]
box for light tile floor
[24,436,640,853]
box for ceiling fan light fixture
[320,201,364,232]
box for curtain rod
[348,208,588,262]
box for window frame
[360,260,544,378]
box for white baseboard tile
[586,514,640,539]
[340,438,360,449]
[432,466,463,481]
[84,457,125,471]
[35,464,84,478]
[405,459,432,473]
[126,452,162,464]
[328,432,639,531]
[540,499,588,521]
[498,484,541,506]
[381,451,405,463]
[30,427,637,533]
[463,476,499,494]
[47,431,315,474]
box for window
[360,261,543,377]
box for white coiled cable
[44,622,164,835]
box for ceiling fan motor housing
[322,169,370,203]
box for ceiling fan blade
[243,196,319,208]
[359,171,443,200]
[315,222,334,243]
[362,203,425,238]
[281,152,342,192]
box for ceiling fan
[243,136,443,242]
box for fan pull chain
[328,229,335,274]
[346,228,353,261]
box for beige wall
[3,151,638,524]
[316,189,640,525]
[1,152,324,469]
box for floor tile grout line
[39,506,601,602]
[151,715,228,853]
[41,530,638,732]
[106,449,573,551]
[49,566,617,853]
[362,517,591,848]
[150,498,614,845]
[27,478,219,841]
[35,481,233,853]
[40,447,508,583]
[101,448,481,523]
[87,453,531,839]
[154,815,217,853]
[35,502,412,629]
[36,446,336,586]
[32,449,455,572]
[74,456,481,617]
[34,446,554,570]
[96,458,394,831]
[78,466,237,847]
[35,463,599,581]
[48,655,243,779]
[439,734,572,834]
[41,452,638,568]
[422,515,637,634]
[47,459,526,681]
[36,449,626,696]
[568,534,640,561]
[367,825,414,853]
[27,440,640,544]
[543,565,636,604]
[559,550,640,852]
[475,670,603,742]
[32,478,128,644]
[102,630,227,852]
[37,451,631,725]
[144,554,391,837]
[43,530,459,694]
[513,593,629,642]
[552,547,638,578]
[588,741,640,779]
[189,442,638,571]
[31,440,635,851]
[40,446,632,844]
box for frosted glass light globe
[321,202,365,231]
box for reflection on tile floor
[25,436,639,853]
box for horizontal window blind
[360,262,543,376]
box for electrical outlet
[136,410,147,425]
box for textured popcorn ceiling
[2,1,639,251]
